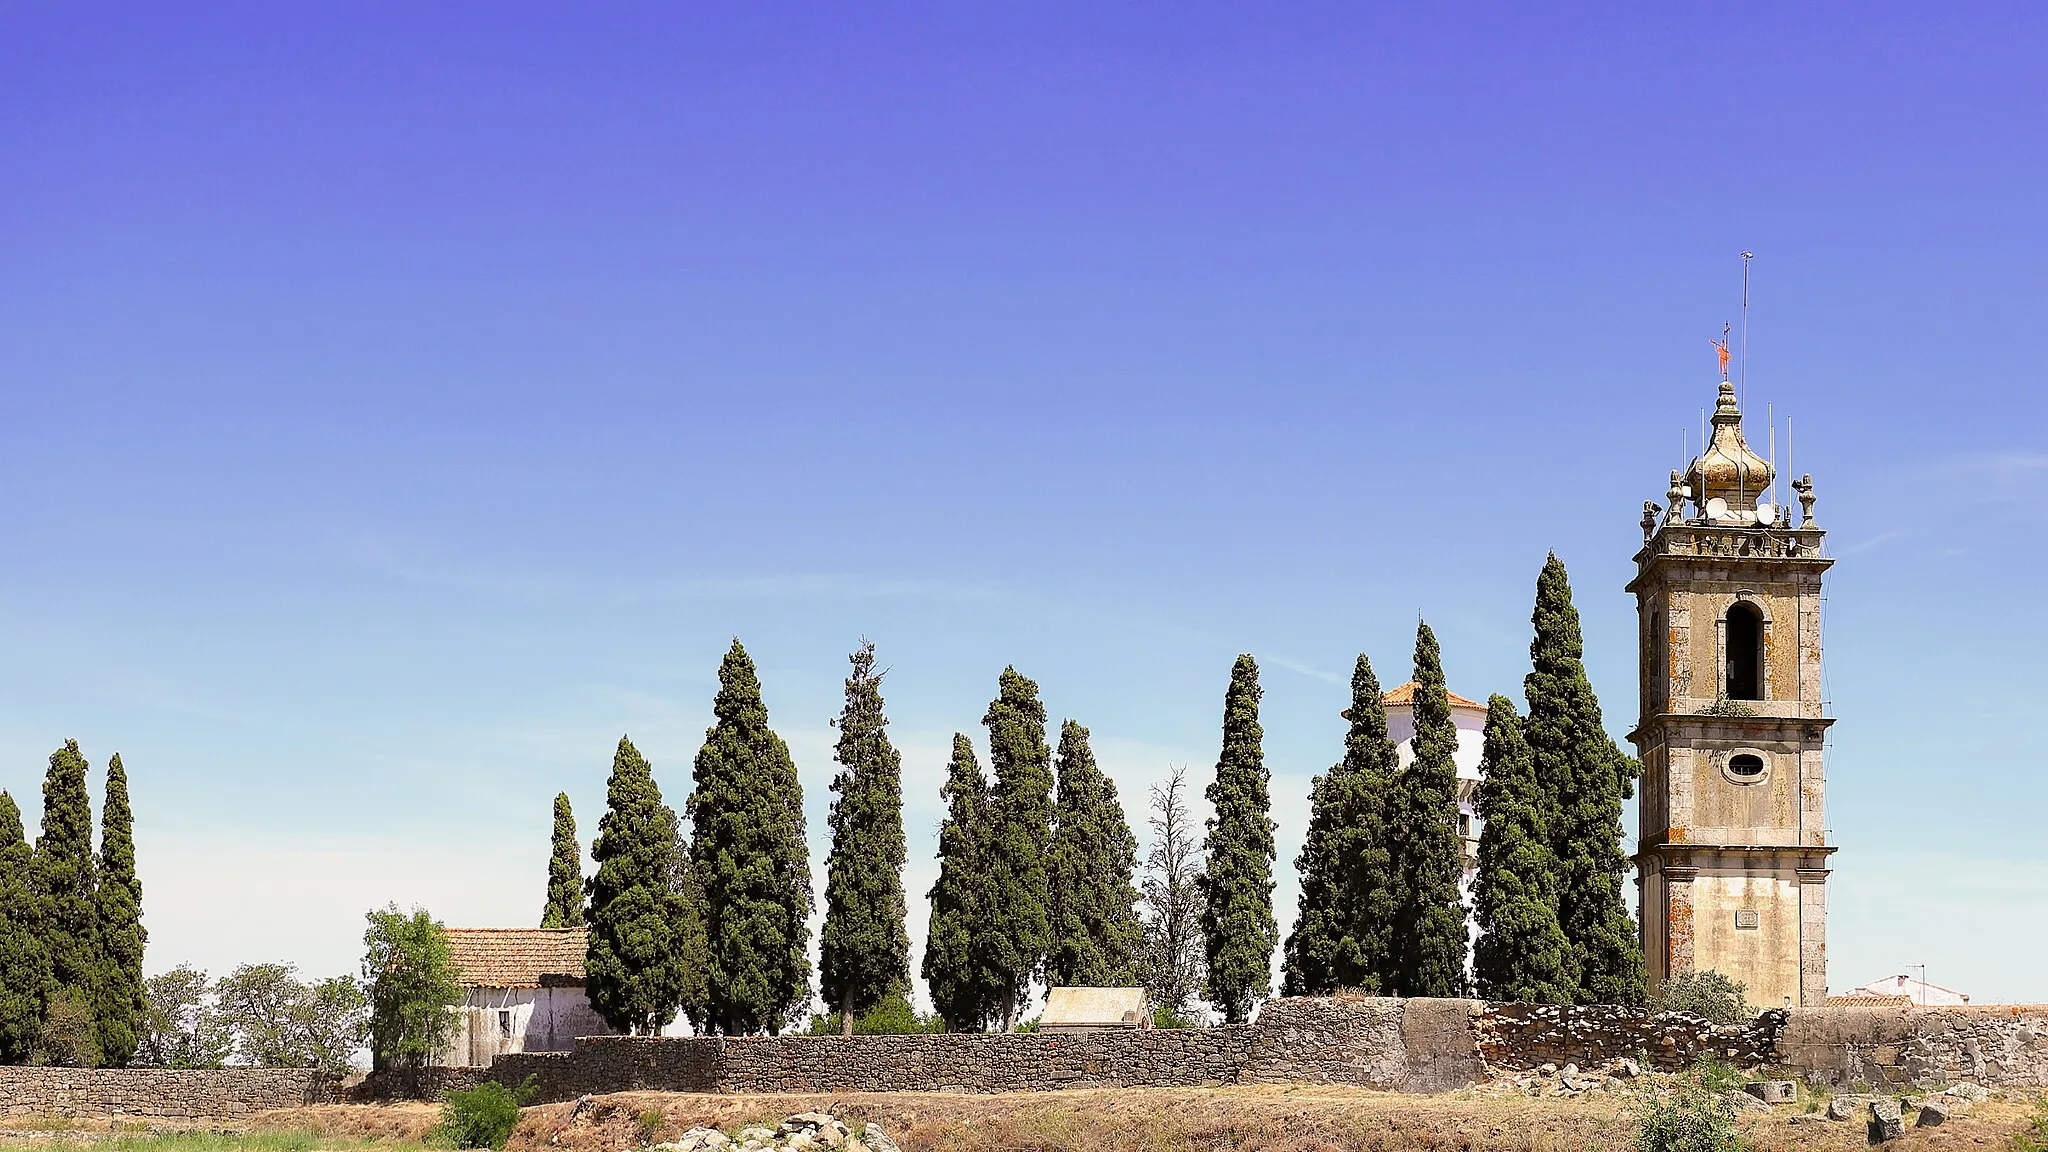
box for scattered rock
[1611,1058,1641,1079]
[858,1126,904,1152]
[1744,1080,1797,1105]
[1869,1097,1905,1144]
[1946,1083,1990,1102]
[1917,1101,1950,1128]
[1827,1096,1861,1121]
[1788,1114,1827,1125]
[1730,1091,1773,1114]
[1538,1063,1557,1076]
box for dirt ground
[258,1085,2047,1152]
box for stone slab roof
[1041,986,1148,1027]
[441,927,589,989]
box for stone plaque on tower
[1628,380,1834,1008]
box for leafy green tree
[1471,695,1572,1003]
[214,962,368,1072]
[34,740,99,1063]
[95,754,147,1065]
[1199,655,1277,1023]
[0,791,51,1064]
[688,640,814,1035]
[819,640,912,1035]
[36,988,99,1067]
[137,964,231,1068]
[1045,720,1142,989]
[540,793,584,929]
[980,667,1054,1030]
[1525,554,1647,1005]
[1136,767,1205,1021]
[1388,624,1469,997]
[1282,654,1399,997]
[586,737,693,1034]
[922,734,1002,1031]
[362,905,462,1070]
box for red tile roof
[441,928,590,989]
[1382,681,1485,710]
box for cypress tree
[0,791,51,1064]
[818,640,912,1035]
[980,667,1053,1030]
[540,793,584,929]
[1388,624,1469,997]
[922,734,1001,1031]
[584,736,692,1034]
[1198,655,1277,1024]
[34,740,100,1064]
[688,640,814,1035]
[1471,695,1572,1003]
[1045,720,1143,989]
[1282,654,1398,997]
[667,811,711,1031]
[95,754,147,1066]
[1524,554,1646,1005]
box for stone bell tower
[1628,380,1835,1008]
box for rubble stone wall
[0,1067,341,1120]
[1475,1003,1785,1072]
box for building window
[498,1010,512,1038]
[1727,753,1765,779]
[1457,813,1472,838]
[1725,601,1764,700]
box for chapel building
[1628,380,1835,1008]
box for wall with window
[437,984,617,1068]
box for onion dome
[1685,381,1775,519]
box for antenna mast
[1739,251,1753,410]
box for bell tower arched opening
[1726,601,1764,700]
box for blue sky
[3,3,2044,1008]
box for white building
[1381,680,1490,893]
[435,927,621,1067]
[1845,974,1971,1007]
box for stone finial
[1665,471,1689,523]
[1793,473,1817,527]
[1642,502,1660,541]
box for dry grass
[16,1086,2037,1152]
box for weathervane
[1712,322,1732,380]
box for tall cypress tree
[980,667,1053,1030]
[1524,555,1646,1005]
[0,791,51,1064]
[689,640,814,1035]
[922,734,1001,1031]
[1282,654,1399,997]
[95,754,146,1066]
[35,740,99,1064]
[1199,655,1277,1024]
[1471,695,1572,1003]
[1045,720,1143,989]
[1388,624,1469,997]
[584,736,692,1034]
[819,640,911,1034]
[540,793,584,929]
[666,811,711,1031]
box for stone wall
[0,1067,341,1120]
[1776,1006,2048,1089]
[1475,1003,1784,1072]
[1241,997,1486,1092]
[485,1026,1255,1101]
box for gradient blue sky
[4,3,2045,1009]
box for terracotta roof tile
[1381,681,1486,710]
[441,927,589,989]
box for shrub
[1651,970,1752,1025]
[1632,1071,1743,1152]
[435,1078,535,1150]
[1152,1005,1203,1029]
[804,992,942,1035]
[2015,1094,2048,1152]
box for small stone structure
[0,1066,341,1120]
[438,927,619,1067]
[1040,987,1150,1033]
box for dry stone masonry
[0,1066,340,1120]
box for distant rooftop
[1381,681,1484,710]
[441,927,589,989]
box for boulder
[1611,1058,1642,1079]
[1869,1097,1905,1143]
[1826,1096,1860,1121]
[1946,1083,1990,1102]
[1743,1081,1796,1105]
[1730,1091,1773,1114]
[1917,1101,1950,1128]
[858,1125,905,1152]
